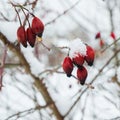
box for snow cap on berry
[69,38,87,58]
[72,53,84,67]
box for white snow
[0,0,120,120]
[69,38,86,58]
[0,21,19,42]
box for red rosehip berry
[110,32,116,40]
[26,27,36,47]
[72,53,84,67]
[99,39,105,48]
[77,66,88,85]
[17,26,27,47]
[95,32,101,39]
[85,45,95,66]
[32,16,44,37]
[62,56,73,77]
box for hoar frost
[69,38,86,58]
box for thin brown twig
[71,74,94,89]
[81,92,89,120]
[0,12,9,21]
[104,116,120,120]
[101,37,120,53]
[45,0,81,26]
[21,7,30,27]
[56,46,71,56]
[4,104,49,120]
[39,65,61,76]
[10,1,22,26]
[10,2,35,17]
[52,70,94,89]
[4,63,21,68]
[40,41,51,51]
[107,3,119,90]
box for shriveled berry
[95,32,101,39]
[110,32,116,40]
[32,16,44,37]
[26,27,36,47]
[85,45,95,66]
[17,26,27,47]
[72,53,84,67]
[62,56,73,77]
[77,66,88,85]
[99,39,105,48]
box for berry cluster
[17,16,44,47]
[62,44,95,85]
[95,32,116,48]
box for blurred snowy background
[0,0,120,120]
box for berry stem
[17,4,35,17]
[55,46,70,56]
[9,1,35,17]
[15,8,22,26]
[67,47,71,56]
[21,8,31,27]
[71,74,78,79]
[10,1,22,26]
[40,41,50,51]
[71,74,94,89]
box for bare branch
[4,104,49,120]
[45,0,81,26]
[0,45,7,90]
[0,31,63,120]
